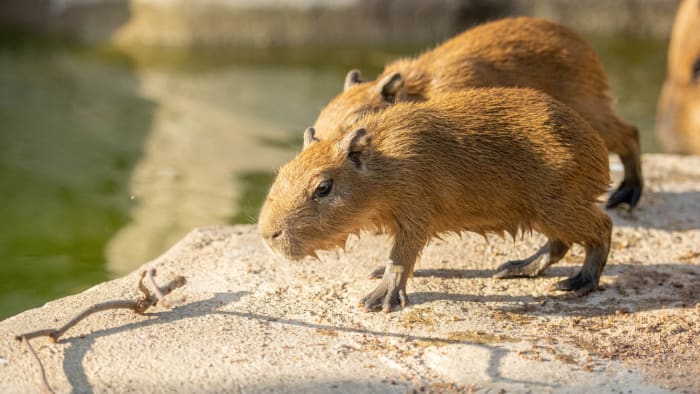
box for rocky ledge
[1,154,699,393]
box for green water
[0,33,668,319]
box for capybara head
[312,69,405,140]
[258,127,374,260]
[656,0,700,154]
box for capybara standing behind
[313,17,642,209]
[656,0,700,154]
[259,88,612,312]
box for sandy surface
[0,154,698,393]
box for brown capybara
[258,88,613,312]
[313,16,642,209]
[656,0,700,154]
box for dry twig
[20,337,53,394]
[15,269,186,392]
[145,268,170,308]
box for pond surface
[0,32,667,319]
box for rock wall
[0,0,682,47]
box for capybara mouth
[263,232,352,262]
[261,235,315,262]
[262,240,296,261]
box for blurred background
[0,0,679,318]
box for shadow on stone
[409,262,700,318]
[612,191,700,231]
[60,290,557,392]
[412,268,494,278]
[61,291,249,393]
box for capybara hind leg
[607,125,643,209]
[493,239,570,279]
[553,213,612,296]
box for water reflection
[0,42,153,317]
[587,34,668,153]
[0,34,668,319]
[105,64,345,274]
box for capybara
[656,0,700,154]
[313,16,642,209]
[259,88,612,312]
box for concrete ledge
[1,154,699,392]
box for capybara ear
[303,127,319,150]
[376,72,403,103]
[344,69,364,91]
[340,128,371,170]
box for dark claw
[606,180,642,209]
[360,276,408,313]
[360,284,388,311]
[398,289,408,307]
[382,294,392,313]
[493,259,541,279]
[552,273,599,296]
[368,265,385,279]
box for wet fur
[313,17,642,208]
[259,88,613,310]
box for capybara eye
[312,179,333,200]
[692,58,700,81]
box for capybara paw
[552,274,599,296]
[493,259,542,279]
[360,280,408,313]
[606,180,642,209]
[367,265,385,279]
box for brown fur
[259,88,612,312]
[656,0,700,154]
[313,16,642,208]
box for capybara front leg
[360,232,424,312]
[360,263,409,312]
